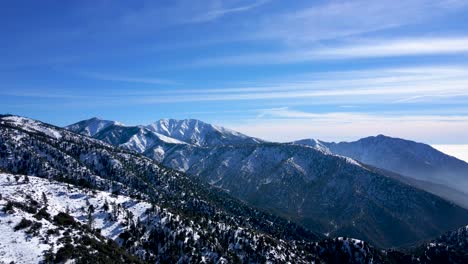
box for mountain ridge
[294,134,468,196]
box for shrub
[26,221,42,235]
[55,243,74,262]
[53,212,75,226]
[47,228,59,236]
[34,207,50,220]
[2,201,14,213]
[14,218,32,231]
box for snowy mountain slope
[0,173,145,263]
[92,124,187,161]
[294,135,468,195]
[64,117,123,137]
[66,117,468,248]
[67,118,262,149]
[145,118,263,146]
[4,173,420,264]
[1,173,330,263]
[66,118,261,164]
[2,173,466,264]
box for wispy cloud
[8,66,468,105]
[256,107,468,122]
[81,72,175,85]
[131,66,468,104]
[251,0,467,43]
[120,0,269,31]
[191,37,468,66]
[189,0,270,23]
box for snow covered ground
[0,173,151,263]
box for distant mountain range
[65,117,468,248]
[294,136,468,208]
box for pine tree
[42,192,48,206]
[103,198,109,211]
[87,204,95,229]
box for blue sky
[2,0,468,150]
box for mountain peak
[66,117,123,137]
[375,134,389,138]
[146,118,262,146]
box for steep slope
[65,118,468,248]
[294,135,468,195]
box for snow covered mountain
[66,117,468,248]
[64,117,123,137]
[294,135,468,196]
[66,118,262,163]
[66,118,262,149]
[145,118,263,147]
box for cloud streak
[81,72,175,85]
[191,37,468,66]
[6,66,468,106]
[130,66,468,105]
[189,0,270,23]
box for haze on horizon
[1,0,468,158]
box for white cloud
[320,38,468,59]
[192,37,468,66]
